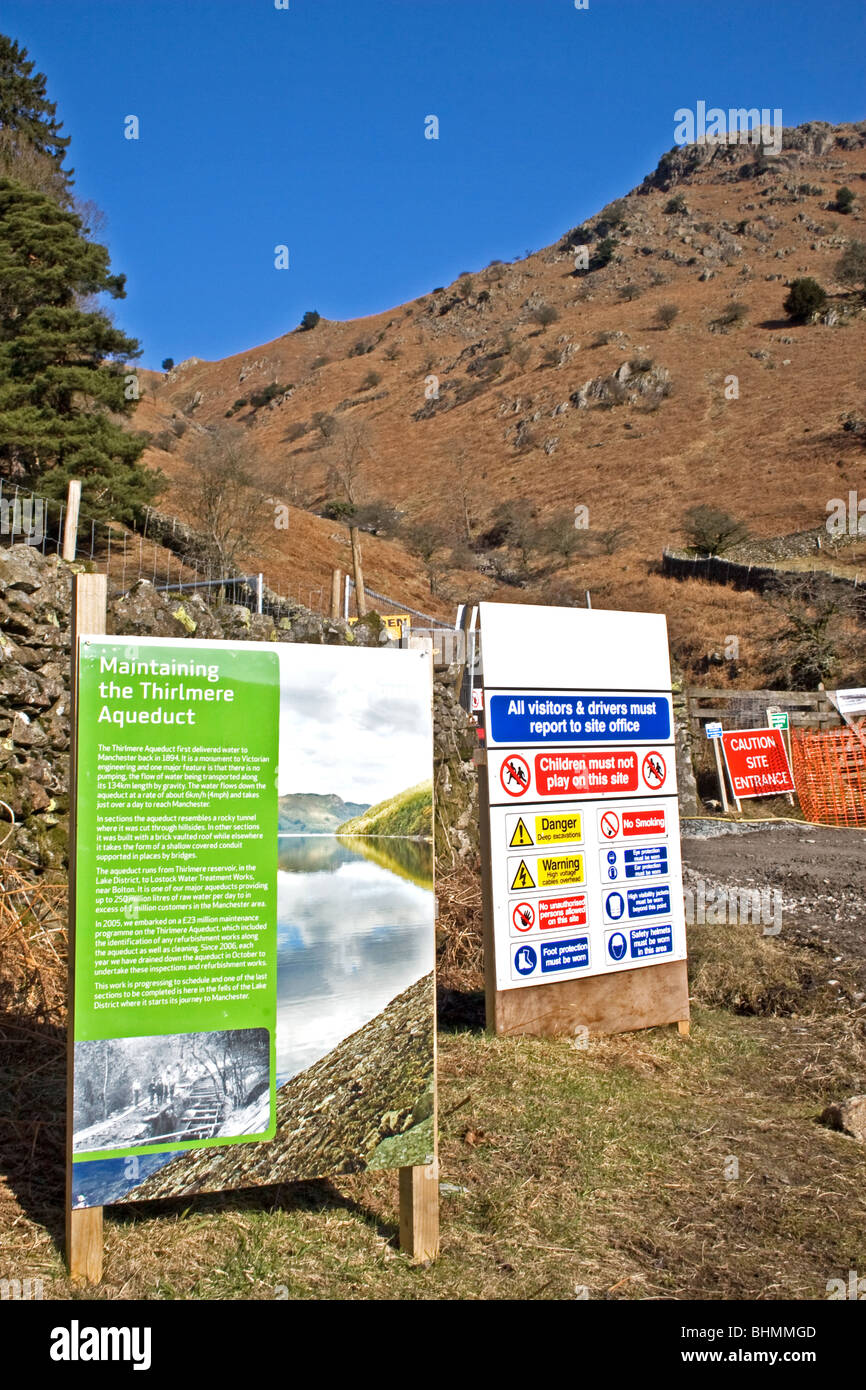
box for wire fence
[0,480,455,632]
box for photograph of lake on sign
[77,646,435,1206]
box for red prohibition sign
[500,754,530,797]
[642,750,666,789]
[600,810,620,839]
[512,902,535,932]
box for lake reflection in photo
[276,834,434,1083]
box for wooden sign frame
[65,574,438,1284]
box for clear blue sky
[4,0,864,368]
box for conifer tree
[0,177,160,518]
[0,33,72,201]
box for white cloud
[277,646,432,803]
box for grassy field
[3,914,865,1302]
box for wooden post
[452,603,474,702]
[62,479,81,562]
[66,572,107,1284]
[330,568,342,622]
[399,635,439,1262]
[711,736,730,814]
[399,1162,439,1263]
[349,526,367,617]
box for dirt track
[682,820,866,991]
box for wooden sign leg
[66,572,107,1284]
[399,1163,439,1263]
[399,638,439,1264]
[66,1206,103,1285]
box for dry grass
[436,861,483,994]
[2,856,866,1299]
[687,919,847,1017]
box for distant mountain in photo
[278,792,370,834]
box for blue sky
[4,0,864,368]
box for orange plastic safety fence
[791,724,866,827]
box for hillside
[131,119,866,685]
[337,780,433,840]
[277,792,369,834]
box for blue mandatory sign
[626,884,671,919]
[513,944,538,976]
[607,932,628,962]
[605,884,671,921]
[489,693,671,745]
[629,924,673,959]
[604,890,626,921]
[540,936,590,974]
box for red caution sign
[596,805,669,841]
[539,893,587,931]
[535,750,638,796]
[721,728,795,799]
[623,807,667,837]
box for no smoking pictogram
[512,902,535,932]
[642,751,666,789]
[600,810,620,839]
[500,754,530,797]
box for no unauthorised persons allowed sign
[720,727,795,799]
[478,602,688,1030]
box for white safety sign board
[480,602,688,991]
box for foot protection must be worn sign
[479,602,687,991]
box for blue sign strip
[540,936,590,973]
[629,924,673,959]
[624,846,668,877]
[489,693,671,745]
[626,885,671,918]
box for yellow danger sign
[510,859,536,891]
[509,817,534,848]
[536,853,585,888]
[534,812,582,846]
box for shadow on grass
[437,986,485,1033]
[0,1011,400,1256]
[0,1011,67,1248]
[115,1176,399,1245]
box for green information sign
[72,638,280,1164]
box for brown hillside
[132,119,866,681]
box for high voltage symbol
[510,859,536,891]
[509,818,533,847]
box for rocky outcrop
[433,680,479,866]
[570,360,671,410]
[130,973,434,1199]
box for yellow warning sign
[534,812,582,846]
[510,859,536,891]
[509,817,534,848]
[536,854,585,888]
